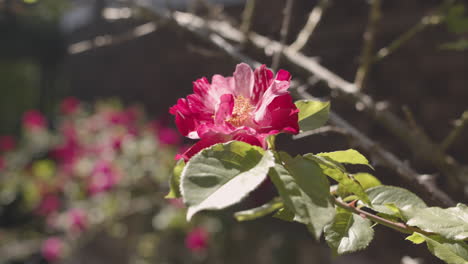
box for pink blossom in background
[185,227,209,253]
[106,109,139,136]
[51,123,81,169]
[41,237,63,262]
[87,160,119,195]
[0,135,15,152]
[158,126,182,145]
[60,97,80,115]
[22,110,47,131]
[170,63,299,161]
[36,194,60,216]
[68,208,88,233]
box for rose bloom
[170,63,299,160]
[41,237,64,262]
[22,110,47,131]
[0,135,15,152]
[185,227,209,253]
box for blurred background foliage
[1,0,468,263]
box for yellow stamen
[226,96,254,127]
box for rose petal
[252,65,274,104]
[214,94,234,125]
[234,63,255,98]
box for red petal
[257,94,299,135]
[276,69,291,81]
[252,65,274,104]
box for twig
[374,16,441,62]
[373,0,454,62]
[401,105,431,143]
[441,110,468,151]
[333,198,434,236]
[354,0,381,91]
[68,22,158,55]
[271,0,294,71]
[292,125,347,139]
[289,0,330,52]
[240,0,256,41]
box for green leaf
[295,100,330,132]
[338,173,381,198]
[269,153,335,239]
[408,233,468,264]
[403,204,468,241]
[305,154,370,205]
[180,141,275,220]
[234,197,283,221]
[165,159,185,199]
[406,233,426,244]
[316,149,372,168]
[366,185,427,217]
[324,210,374,254]
[352,173,382,190]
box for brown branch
[139,9,456,207]
[271,0,294,71]
[333,198,434,236]
[289,0,330,52]
[354,0,381,91]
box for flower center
[226,96,254,127]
